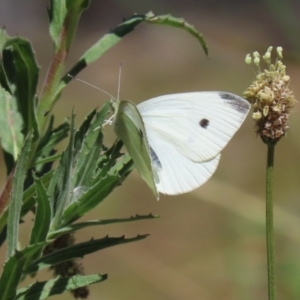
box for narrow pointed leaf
[145,12,208,55]
[25,234,149,274]
[49,214,159,239]
[73,103,110,188]
[0,244,44,300]
[58,14,145,92]
[7,132,33,258]
[49,112,76,229]
[59,11,207,94]
[29,177,51,245]
[16,274,107,300]
[34,115,69,170]
[23,176,52,272]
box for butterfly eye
[199,118,209,129]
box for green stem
[266,143,276,300]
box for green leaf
[48,112,76,230]
[61,153,134,226]
[73,109,97,154]
[25,234,149,275]
[34,115,70,170]
[58,14,145,93]
[47,0,67,46]
[144,12,208,55]
[0,86,24,160]
[49,214,159,239]
[48,0,90,50]
[95,139,124,179]
[73,103,110,188]
[6,132,33,258]
[0,170,53,243]
[29,176,51,245]
[20,171,53,219]
[0,244,44,300]
[2,37,39,137]
[16,274,107,300]
[114,100,158,198]
[59,12,207,95]
[65,0,91,48]
[22,176,52,273]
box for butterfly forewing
[137,92,250,162]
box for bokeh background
[1,0,300,299]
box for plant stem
[266,142,276,300]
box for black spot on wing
[219,92,250,114]
[199,118,209,128]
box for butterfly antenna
[117,63,122,101]
[68,74,115,100]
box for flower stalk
[266,142,275,300]
[244,47,296,300]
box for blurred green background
[1,0,300,299]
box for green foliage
[16,274,107,300]
[0,2,207,299]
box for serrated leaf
[144,12,208,55]
[73,108,97,154]
[2,37,39,137]
[25,234,149,275]
[34,115,69,170]
[0,243,44,300]
[16,274,107,300]
[49,214,159,239]
[49,113,76,230]
[61,154,134,226]
[0,86,24,160]
[95,139,124,177]
[20,171,53,219]
[73,103,110,188]
[7,132,33,258]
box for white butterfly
[132,92,250,195]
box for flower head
[244,47,296,144]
